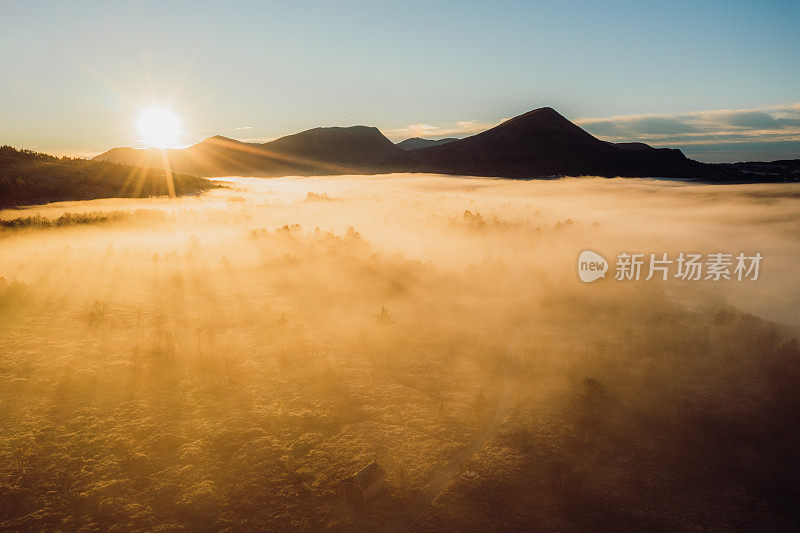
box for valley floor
[1,174,799,531]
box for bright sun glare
[137,107,181,148]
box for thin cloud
[235,126,254,130]
[383,119,507,140]
[576,103,800,146]
[235,137,275,143]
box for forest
[0,146,214,208]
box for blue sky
[1,0,799,161]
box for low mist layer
[1,175,799,530]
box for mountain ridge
[96,126,405,177]
[94,107,798,181]
[404,107,702,178]
[396,137,459,151]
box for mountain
[407,107,706,178]
[94,106,797,181]
[396,137,458,151]
[95,126,406,177]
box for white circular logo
[578,250,608,282]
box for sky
[1,0,799,162]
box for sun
[137,107,181,148]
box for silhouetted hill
[268,126,399,160]
[95,126,406,177]
[612,142,653,151]
[396,137,458,151]
[0,145,214,208]
[712,159,800,183]
[407,107,707,178]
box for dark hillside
[0,146,214,208]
